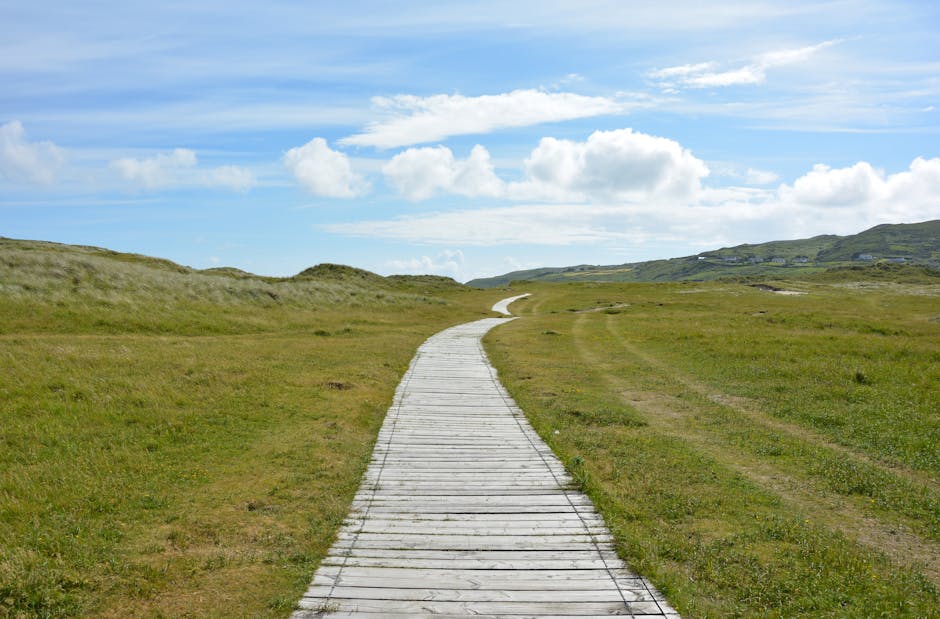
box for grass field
[0,239,508,618]
[484,272,940,617]
[4,238,940,617]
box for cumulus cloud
[380,128,709,204]
[779,157,940,218]
[650,40,839,89]
[386,249,465,277]
[0,120,65,184]
[781,161,883,206]
[112,148,197,189]
[340,89,627,148]
[512,128,709,202]
[283,137,368,197]
[326,157,940,249]
[383,145,504,200]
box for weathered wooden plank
[322,548,623,560]
[310,577,640,595]
[309,575,654,598]
[342,513,607,525]
[295,614,679,619]
[320,557,620,570]
[330,540,611,552]
[345,523,609,535]
[302,585,628,602]
[296,597,660,615]
[311,566,649,585]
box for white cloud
[651,40,839,89]
[325,203,644,246]
[781,161,883,206]
[745,168,780,185]
[685,67,764,88]
[283,137,368,198]
[779,157,940,220]
[205,165,256,192]
[386,249,465,277]
[380,128,709,204]
[512,128,709,202]
[111,148,255,192]
[648,62,717,79]
[383,145,504,200]
[0,120,65,184]
[340,89,628,148]
[112,148,197,189]
[326,157,940,250]
[758,42,837,68]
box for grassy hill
[468,220,940,287]
[817,220,940,262]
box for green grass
[0,238,510,618]
[6,236,940,617]
[484,279,940,617]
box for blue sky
[2,1,939,281]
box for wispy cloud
[111,148,255,191]
[648,62,717,80]
[112,148,197,189]
[650,40,840,89]
[340,90,629,149]
[325,204,633,246]
[745,168,780,185]
[0,121,65,184]
[385,249,465,278]
[204,165,256,192]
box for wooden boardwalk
[293,297,680,618]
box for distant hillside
[816,221,940,262]
[0,237,467,332]
[468,220,940,287]
[0,238,464,289]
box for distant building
[793,256,810,263]
[749,256,764,264]
[856,253,875,261]
[887,257,907,263]
[724,256,739,263]
[771,257,786,264]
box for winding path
[292,296,679,618]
